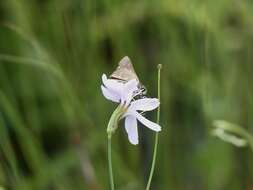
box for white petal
[129,98,160,111]
[125,115,139,145]
[102,74,124,93]
[134,111,161,132]
[101,74,139,105]
[124,79,138,93]
[122,79,139,105]
[101,85,120,102]
[102,74,108,84]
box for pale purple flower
[101,74,161,145]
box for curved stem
[108,135,115,190]
[213,120,253,152]
[145,64,162,190]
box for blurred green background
[0,0,253,189]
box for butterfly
[110,56,147,97]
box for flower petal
[125,115,139,145]
[129,98,160,111]
[124,79,139,93]
[101,85,120,102]
[122,79,139,105]
[102,74,107,84]
[102,74,124,92]
[134,111,161,132]
[101,74,139,105]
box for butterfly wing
[110,56,147,95]
[110,56,140,82]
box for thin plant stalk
[146,64,162,190]
[108,135,115,190]
[107,105,123,190]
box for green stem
[145,64,162,190]
[106,105,125,190]
[108,135,115,190]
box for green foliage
[0,0,253,189]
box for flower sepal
[107,105,126,138]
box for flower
[101,74,161,145]
[101,74,139,106]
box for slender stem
[108,135,115,190]
[146,64,162,190]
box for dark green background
[0,0,253,189]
